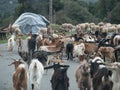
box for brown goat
[97,46,116,62]
[84,42,98,58]
[75,60,92,90]
[8,59,27,90]
[16,34,23,51]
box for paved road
[0,40,79,90]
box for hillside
[0,0,98,18]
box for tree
[52,0,64,23]
[108,2,120,24]
[49,0,53,22]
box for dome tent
[12,12,50,35]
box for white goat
[106,62,120,90]
[29,59,44,90]
[73,43,85,57]
[8,34,15,51]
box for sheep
[8,59,28,90]
[8,34,15,51]
[29,59,44,90]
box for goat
[89,56,105,78]
[73,43,85,57]
[92,67,113,90]
[44,63,70,90]
[96,46,116,62]
[39,39,64,52]
[27,34,38,56]
[66,43,74,60]
[113,34,120,46]
[114,45,120,61]
[84,42,98,58]
[98,38,114,48]
[90,57,113,90]
[36,34,43,50]
[8,34,15,51]
[18,48,62,68]
[16,34,23,51]
[29,59,44,90]
[8,59,28,90]
[75,60,92,90]
[106,62,120,90]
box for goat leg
[32,84,34,90]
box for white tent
[12,12,50,34]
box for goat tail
[20,68,25,81]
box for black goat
[90,57,105,78]
[90,57,113,90]
[73,34,84,41]
[92,68,113,90]
[27,34,38,56]
[66,43,74,60]
[32,50,62,66]
[18,49,62,66]
[44,63,70,90]
[98,38,114,48]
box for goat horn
[11,58,16,61]
[8,62,14,66]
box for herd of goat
[1,22,120,90]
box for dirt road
[0,40,79,90]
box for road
[0,40,79,90]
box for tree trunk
[49,0,53,23]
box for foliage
[107,2,120,24]
[53,0,64,12]
[0,0,120,26]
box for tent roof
[12,12,50,34]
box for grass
[0,34,27,44]
[0,39,8,44]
